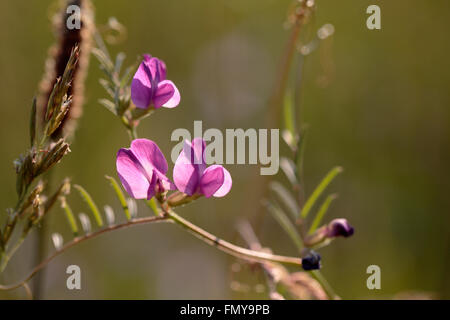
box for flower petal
[159,176,176,191]
[153,80,180,109]
[146,55,167,83]
[116,148,150,199]
[146,171,158,200]
[199,165,224,198]
[212,165,232,197]
[131,57,154,109]
[173,147,200,196]
[200,165,232,198]
[130,139,168,175]
[190,138,207,169]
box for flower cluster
[116,55,231,201]
[116,138,232,201]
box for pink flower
[131,54,180,109]
[173,138,232,198]
[116,139,174,200]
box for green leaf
[60,197,79,236]
[92,47,114,73]
[93,31,111,61]
[280,157,298,187]
[283,90,295,137]
[131,108,154,121]
[301,166,343,218]
[99,78,115,98]
[295,125,308,182]
[114,52,126,76]
[74,185,104,227]
[29,97,37,147]
[105,175,131,220]
[308,194,337,234]
[99,99,117,115]
[99,64,115,83]
[120,58,140,88]
[263,200,303,251]
[269,181,299,220]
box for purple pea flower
[116,139,175,200]
[173,138,232,198]
[327,219,354,238]
[131,54,180,109]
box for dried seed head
[36,139,71,176]
[301,250,321,271]
[38,0,94,139]
[15,151,37,197]
[18,180,45,216]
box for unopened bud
[327,218,354,238]
[167,191,202,207]
[304,218,354,247]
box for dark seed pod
[302,250,321,271]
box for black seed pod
[302,250,322,271]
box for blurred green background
[0,0,449,299]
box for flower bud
[327,218,354,238]
[304,218,355,247]
[167,191,202,207]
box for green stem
[166,209,302,267]
[0,215,168,291]
[146,198,159,216]
[311,270,337,300]
[268,1,309,128]
[0,206,304,293]
[129,126,138,140]
[105,175,131,220]
[0,235,26,273]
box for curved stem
[166,209,302,267]
[0,215,169,291]
[0,236,26,272]
[0,206,303,292]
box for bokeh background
[0,0,449,299]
